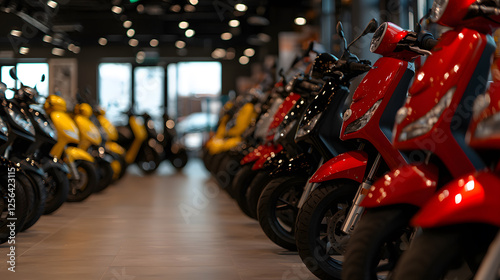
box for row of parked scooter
[203,0,500,279]
[0,68,188,245]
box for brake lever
[408,46,432,56]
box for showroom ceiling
[0,0,316,54]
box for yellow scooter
[73,103,118,192]
[115,109,148,176]
[44,94,98,202]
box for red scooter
[294,21,433,279]
[343,1,500,279]
[391,62,500,279]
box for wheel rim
[272,186,301,235]
[70,166,88,195]
[0,186,7,228]
[45,173,58,201]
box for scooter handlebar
[349,61,372,72]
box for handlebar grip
[421,38,438,51]
[350,62,372,72]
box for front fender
[251,145,283,170]
[412,171,500,228]
[66,146,95,163]
[361,164,438,208]
[240,144,274,165]
[14,157,46,178]
[309,151,368,184]
[41,157,69,174]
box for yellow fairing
[49,111,80,158]
[106,141,125,156]
[227,103,257,137]
[65,146,95,163]
[44,95,67,113]
[98,115,119,141]
[110,160,121,180]
[125,116,148,164]
[74,115,102,150]
[208,136,242,154]
[74,103,93,118]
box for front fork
[297,158,324,209]
[66,155,81,181]
[341,153,382,234]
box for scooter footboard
[361,164,438,208]
[309,151,368,184]
[412,171,500,228]
[66,147,95,163]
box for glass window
[98,63,132,125]
[1,63,48,99]
[1,66,16,99]
[176,62,221,97]
[134,66,165,132]
[167,63,177,118]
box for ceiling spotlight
[244,48,255,57]
[239,56,249,65]
[43,35,53,43]
[137,4,144,13]
[221,32,232,40]
[19,47,29,55]
[235,3,247,12]
[185,29,195,37]
[68,43,75,51]
[184,4,195,12]
[129,38,139,47]
[170,4,181,12]
[10,29,22,37]
[127,29,135,37]
[111,6,123,14]
[211,48,226,59]
[47,0,57,8]
[229,20,240,27]
[294,17,307,26]
[150,39,159,47]
[123,20,132,28]
[178,21,189,29]
[73,46,81,54]
[225,48,236,60]
[175,40,186,49]
[136,51,145,63]
[189,0,198,5]
[98,37,108,46]
[52,48,65,56]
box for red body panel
[393,29,490,177]
[341,57,408,170]
[372,22,420,61]
[309,151,368,184]
[240,144,275,165]
[437,0,500,34]
[251,145,283,171]
[361,164,439,208]
[412,172,500,228]
[266,92,301,142]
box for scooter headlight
[8,107,35,135]
[295,113,322,140]
[398,87,455,142]
[344,99,382,135]
[33,113,57,140]
[274,119,298,142]
[0,117,8,136]
[63,129,79,141]
[430,0,449,23]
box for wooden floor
[0,158,316,280]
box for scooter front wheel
[295,181,358,280]
[67,161,98,202]
[0,172,28,243]
[342,205,418,280]
[136,145,161,175]
[43,166,69,214]
[95,159,114,193]
[21,172,47,231]
[391,225,497,280]
[170,148,188,171]
[258,176,307,251]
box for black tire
[231,164,257,217]
[136,144,161,175]
[202,147,212,171]
[391,225,497,280]
[295,181,358,280]
[215,154,242,191]
[342,205,419,280]
[246,171,274,219]
[67,161,98,202]
[43,166,69,214]
[0,172,28,244]
[170,148,188,171]
[95,159,114,193]
[21,172,46,231]
[117,157,128,180]
[258,176,307,251]
[209,152,227,176]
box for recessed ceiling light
[189,0,198,5]
[98,37,108,46]
[150,39,159,47]
[111,6,122,14]
[239,56,249,65]
[10,30,22,37]
[221,32,232,40]
[123,20,132,28]
[178,21,189,29]
[244,48,255,57]
[184,4,195,12]
[137,4,144,13]
[185,29,195,37]
[229,20,240,27]
[43,35,53,43]
[170,4,181,12]
[294,17,306,26]
[127,29,135,37]
[47,1,57,8]
[129,38,138,47]
[235,3,247,12]
[52,48,65,56]
[175,40,186,49]
[19,47,29,55]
